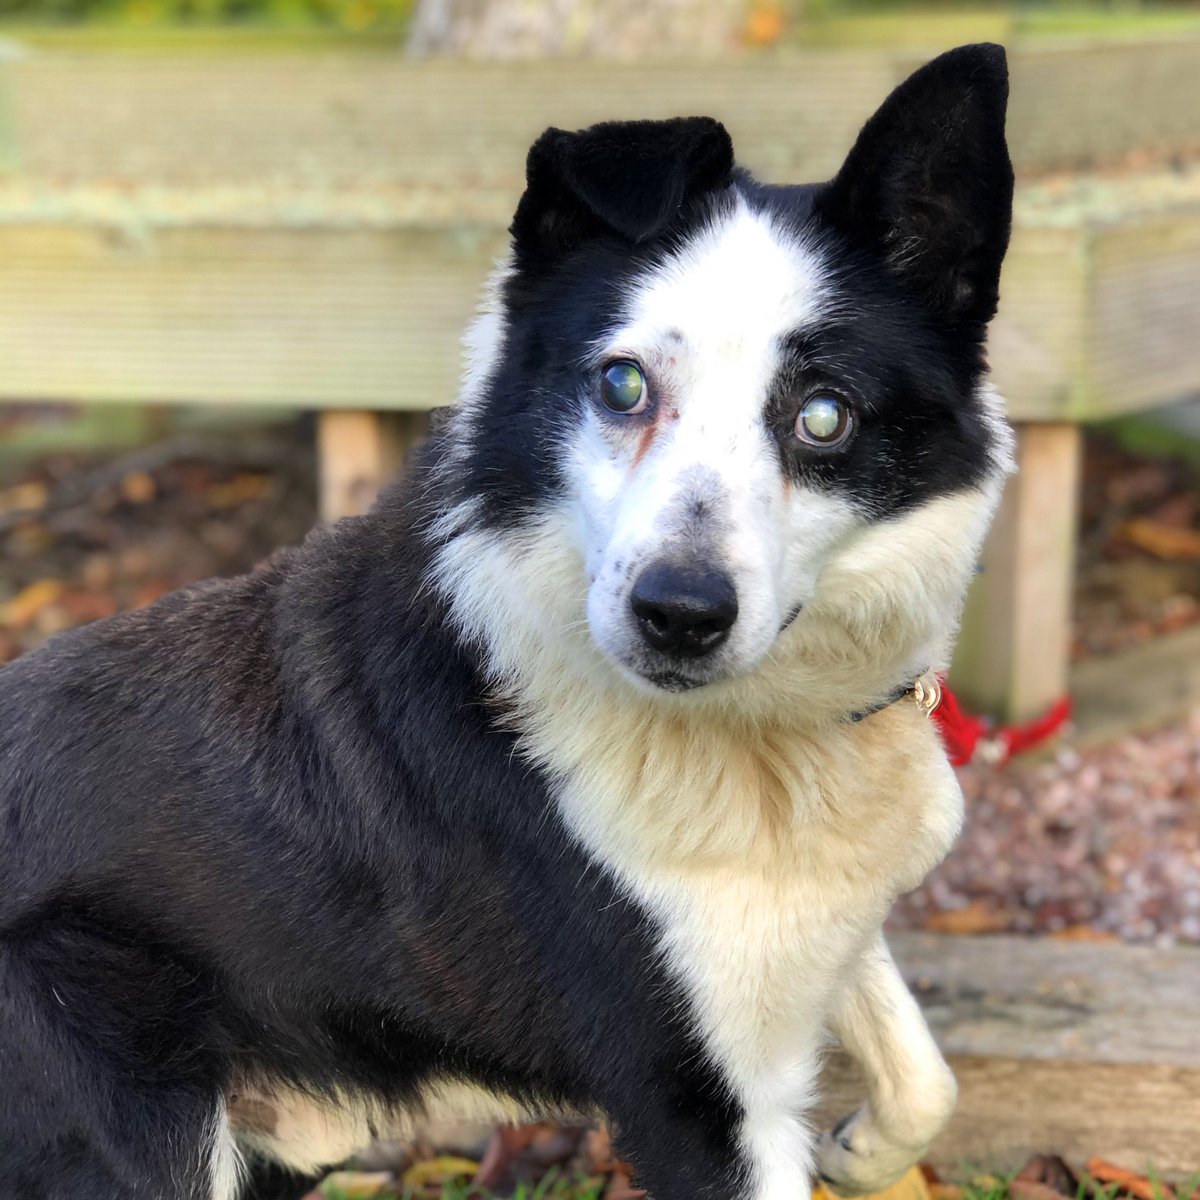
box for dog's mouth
[613,648,746,695]
[638,667,709,693]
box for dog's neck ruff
[846,670,942,725]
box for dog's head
[433,44,1015,717]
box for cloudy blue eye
[600,361,648,414]
[795,393,853,448]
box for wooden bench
[2,35,1200,720]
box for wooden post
[316,410,428,523]
[951,422,1082,724]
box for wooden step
[818,933,1200,1177]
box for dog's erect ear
[816,43,1013,326]
[511,117,735,263]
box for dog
[0,42,1015,1200]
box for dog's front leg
[817,934,957,1196]
[604,1062,817,1200]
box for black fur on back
[0,472,743,1199]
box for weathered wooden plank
[1,41,1199,420]
[1087,211,1200,419]
[816,933,1200,1177]
[951,424,1082,723]
[887,932,1200,1067]
[3,50,894,189]
[820,1055,1200,1179]
[4,39,1200,187]
[0,214,1153,422]
[1071,622,1200,745]
[989,225,1090,422]
[0,223,507,409]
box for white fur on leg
[208,1098,246,1200]
[818,936,957,1196]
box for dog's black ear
[511,117,735,263]
[816,43,1013,326]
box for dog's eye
[600,362,648,414]
[795,393,852,448]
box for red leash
[931,679,1072,767]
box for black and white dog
[0,43,1015,1200]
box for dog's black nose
[630,563,738,659]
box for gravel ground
[892,710,1200,946]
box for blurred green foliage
[1,0,1198,37]
[0,0,413,31]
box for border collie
[0,43,1015,1200]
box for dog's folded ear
[816,43,1013,327]
[511,117,734,264]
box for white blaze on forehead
[612,198,833,371]
[571,197,849,690]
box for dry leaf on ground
[1117,518,1200,562]
[1,579,63,629]
[815,1166,933,1200]
[922,900,1012,936]
[401,1156,481,1189]
[1086,1158,1174,1200]
[315,1171,395,1198]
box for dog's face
[438,45,1015,704]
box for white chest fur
[539,700,963,1200]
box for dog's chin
[633,668,711,695]
[602,649,748,697]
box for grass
[317,1167,1200,1200]
[955,1169,1200,1200]
[320,1166,605,1200]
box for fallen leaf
[0,480,48,516]
[1,579,64,630]
[317,1171,394,1199]
[816,1166,934,1200]
[930,1185,965,1200]
[1085,1159,1173,1200]
[207,472,271,508]
[120,470,157,505]
[924,900,1012,935]
[1048,925,1120,944]
[1117,518,1200,562]
[401,1155,480,1189]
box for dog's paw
[816,1109,924,1197]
